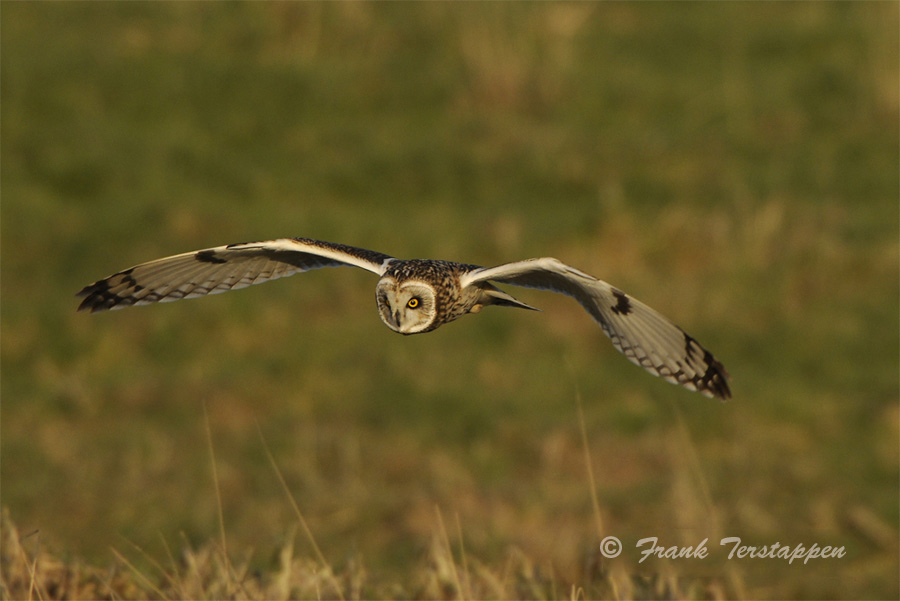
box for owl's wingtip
[75,285,94,312]
[704,361,732,401]
[75,280,118,313]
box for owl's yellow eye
[407,297,419,309]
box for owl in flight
[77,237,730,399]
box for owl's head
[375,278,438,335]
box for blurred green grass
[2,3,898,599]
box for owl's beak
[391,309,416,335]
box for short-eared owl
[77,237,730,399]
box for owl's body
[78,237,731,399]
[379,259,476,333]
[376,259,536,334]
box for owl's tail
[478,285,540,312]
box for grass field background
[2,3,898,599]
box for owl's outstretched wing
[460,258,730,400]
[76,237,395,313]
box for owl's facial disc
[375,279,436,335]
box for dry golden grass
[0,408,743,600]
[2,508,738,601]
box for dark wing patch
[195,250,228,264]
[610,288,633,315]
